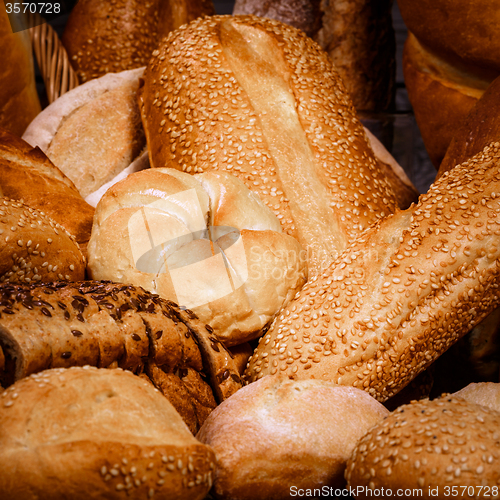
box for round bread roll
[452,382,500,413]
[0,366,216,500]
[23,67,148,201]
[403,32,488,168]
[346,396,500,495]
[139,15,399,276]
[197,375,389,499]
[87,168,307,347]
[0,198,85,284]
[0,4,41,136]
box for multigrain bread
[0,199,86,284]
[139,15,399,276]
[62,0,214,83]
[346,397,500,494]
[403,32,488,167]
[0,281,243,432]
[197,375,389,499]
[245,142,500,402]
[0,366,216,500]
[0,3,41,135]
[87,168,308,347]
[23,68,147,201]
[0,127,94,250]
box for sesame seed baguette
[139,15,399,276]
[0,281,242,431]
[245,143,500,401]
[346,396,500,493]
[0,366,216,500]
[0,198,86,284]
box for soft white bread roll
[87,168,307,347]
[245,142,500,401]
[0,4,41,135]
[139,15,399,276]
[346,397,500,494]
[0,198,86,284]
[23,68,147,199]
[0,366,216,500]
[197,375,389,499]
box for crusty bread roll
[315,0,395,112]
[0,280,242,432]
[62,0,214,84]
[346,396,500,494]
[245,142,500,402]
[439,74,500,177]
[0,198,86,284]
[23,67,147,201]
[139,15,399,276]
[197,375,389,499]
[0,127,94,250]
[403,32,488,168]
[0,366,216,500]
[0,4,41,136]
[87,168,307,347]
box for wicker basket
[27,14,78,104]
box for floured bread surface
[47,80,146,198]
[139,15,398,276]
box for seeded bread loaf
[0,199,86,284]
[0,127,94,250]
[0,366,216,500]
[245,142,500,401]
[62,0,214,84]
[0,281,242,432]
[139,15,399,277]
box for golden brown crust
[245,143,500,402]
[197,375,389,498]
[157,0,215,39]
[0,366,215,500]
[0,280,241,417]
[398,0,500,77]
[0,4,41,136]
[0,128,94,250]
[315,0,395,112]
[403,33,488,168]
[346,397,500,493]
[139,15,398,276]
[440,75,500,177]
[0,199,86,285]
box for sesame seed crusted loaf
[139,15,399,276]
[0,127,94,250]
[346,396,500,494]
[245,142,500,401]
[61,0,215,84]
[0,366,216,500]
[0,198,86,284]
[0,280,242,433]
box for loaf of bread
[403,32,488,167]
[87,168,308,347]
[452,382,500,412]
[0,366,216,499]
[245,142,500,402]
[197,375,389,499]
[23,68,147,201]
[0,127,94,250]
[0,280,242,432]
[139,15,399,276]
[0,3,41,135]
[62,0,214,84]
[0,198,86,284]
[346,396,500,494]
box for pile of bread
[1,1,500,498]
